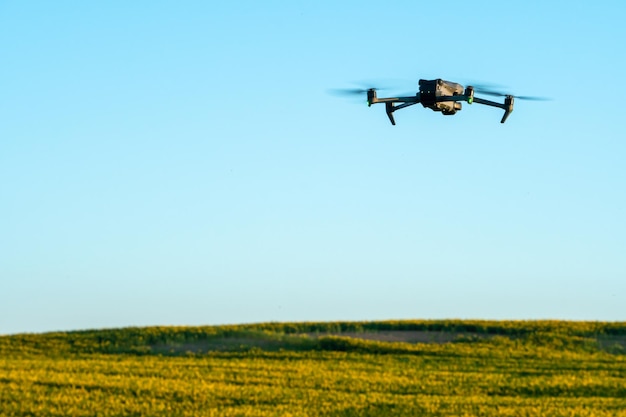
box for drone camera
[442,102,462,115]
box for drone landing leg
[473,96,515,123]
[384,101,419,125]
[385,102,396,125]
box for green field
[1,320,625,416]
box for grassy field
[1,320,625,416]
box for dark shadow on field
[597,335,626,354]
[147,330,493,355]
[149,334,314,355]
[307,330,491,344]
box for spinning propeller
[328,86,388,97]
[472,87,550,101]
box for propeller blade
[514,95,551,101]
[464,82,505,91]
[474,87,550,101]
[473,88,507,97]
[327,88,376,96]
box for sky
[1,1,625,335]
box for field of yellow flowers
[1,320,625,416]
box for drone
[332,78,546,125]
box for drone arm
[367,89,420,125]
[384,101,420,125]
[369,96,421,105]
[473,96,514,123]
[391,101,420,110]
[472,97,505,108]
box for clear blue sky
[2,1,625,334]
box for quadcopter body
[367,79,514,125]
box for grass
[1,320,625,416]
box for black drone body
[333,78,545,125]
